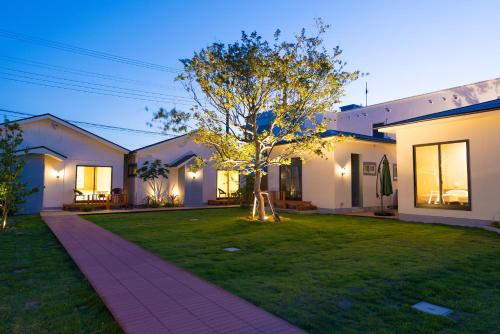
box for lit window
[279,158,302,200]
[217,170,239,198]
[76,166,112,198]
[414,141,470,210]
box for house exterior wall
[385,110,500,224]
[19,154,45,214]
[329,78,500,136]
[20,119,125,209]
[331,140,397,211]
[268,139,397,211]
[131,136,216,205]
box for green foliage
[89,209,500,334]
[137,159,169,205]
[80,204,94,212]
[149,19,359,219]
[0,215,121,333]
[236,174,255,208]
[0,121,38,229]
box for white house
[266,130,397,212]
[11,77,500,218]
[329,78,500,137]
[379,99,500,226]
[127,133,239,206]
[15,114,128,213]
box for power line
[0,75,193,106]
[0,28,181,73]
[0,108,181,137]
[0,66,193,101]
[0,55,184,90]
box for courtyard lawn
[87,208,500,334]
[0,215,121,334]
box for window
[127,163,137,177]
[363,162,377,176]
[216,170,239,198]
[279,158,302,200]
[413,141,470,210]
[76,166,112,197]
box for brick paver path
[41,212,305,334]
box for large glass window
[280,157,302,200]
[216,170,239,198]
[414,141,470,210]
[76,166,112,198]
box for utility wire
[0,55,184,90]
[0,66,193,101]
[0,28,181,73]
[0,108,182,137]
[0,76,193,106]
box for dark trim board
[412,139,471,211]
[379,98,500,129]
[15,145,68,159]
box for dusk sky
[1,0,499,149]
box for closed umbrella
[376,155,394,216]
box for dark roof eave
[276,130,396,146]
[378,98,500,129]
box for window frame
[279,157,303,201]
[216,170,240,199]
[412,140,471,211]
[362,162,377,176]
[127,163,138,177]
[75,165,114,196]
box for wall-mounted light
[52,169,62,179]
[189,171,199,180]
[340,167,347,177]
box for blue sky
[1,0,499,149]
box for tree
[150,19,358,220]
[0,122,38,229]
[137,159,169,205]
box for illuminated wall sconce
[189,171,199,180]
[52,169,62,179]
[340,167,347,177]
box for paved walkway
[41,212,304,334]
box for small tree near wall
[0,122,38,229]
[137,159,169,206]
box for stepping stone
[412,301,452,316]
[224,247,241,252]
[13,269,28,274]
[189,218,199,221]
[24,301,40,310]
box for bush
[237,174,255,208]
[80,204,94,212]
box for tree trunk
[254,170,266,221]
[1,207,8,229]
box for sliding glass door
[216,170,239,199]
[75,166,112,200]
[413,140,470,209]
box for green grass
[86,208,500,334]
[0,215,121,334]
